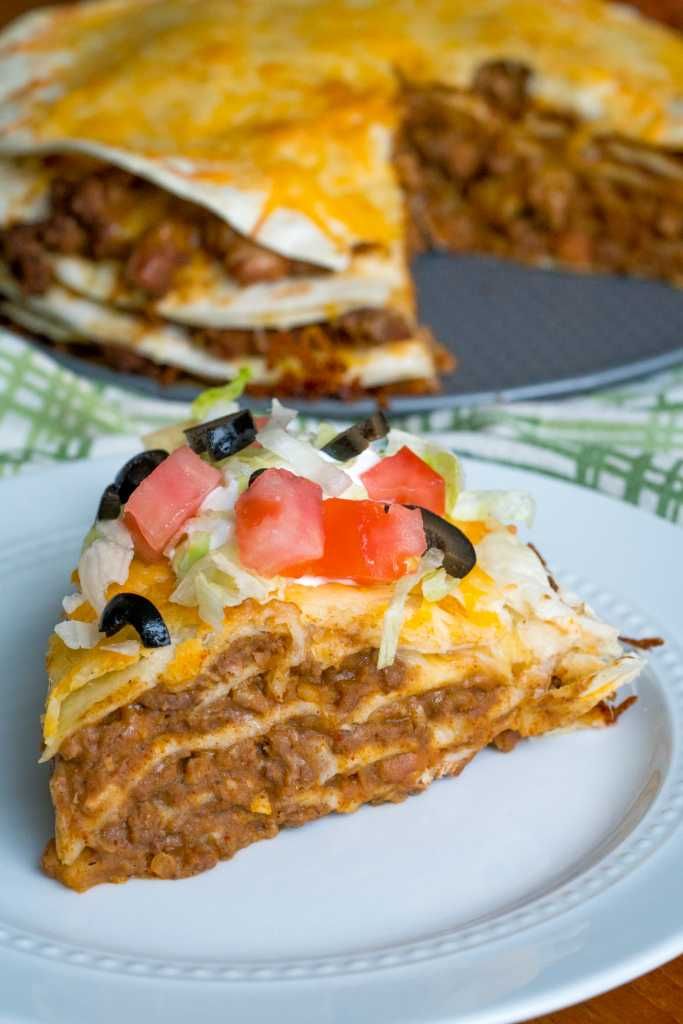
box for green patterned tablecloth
[1,329,682,524]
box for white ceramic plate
[0,455,681,1024]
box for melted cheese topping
[2,0,683,263]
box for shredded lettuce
[453,489,535,527]
[422,447,462,514]
[228,448,283,492]
[54,619,103,650]
[170,544,273,626]
[377,549,444,669]
[190,367,252,422]
[165,512,230,561]
[80,524,98,553]
[77,518,134,612]
[193,571,231,630]
[62,592,85,614]
[200,481,238,512]
[169,556,206,606]
[210,548,273,604]
[172,532,211,577]
[333,446,379,499]
[192,561,271,628]
[96,518,134,549]
[78,536,133,613]
[166,483,236,564]
[81,516,134,554]
[188,513,231,547]
[421,567,461,602]
[257,422,351,496]
[268,397,298,431]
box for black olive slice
[321,411,389,461]
[184,410,256,461]
[114,450,168,504]
[404,505,476,578]
[97,484,121,521]
[100,593,171,648]
[248,468,267,488]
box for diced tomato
[235,468,324,576]
[125,524,162,564]
[361,446,445,515]
[124,446,221,561]
[286,499,426,583]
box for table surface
[1,1,682,1020]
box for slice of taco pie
[41,390,643,890]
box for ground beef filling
[0,156,327,298]
[9,61,681,393]
[192,307,429,395]
[395,61,683,285]
[33,327,445,400]
[192,306,414,359]
[3,63,683,303]
[43,648,514,890]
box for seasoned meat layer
[6,60,682,396]
[43,645,519,890]
[7,58,683,308]
[13,64,682,303]
[22,326,447,399]
[1,157,327,297]
[396,61,683,285]
[192,307,414,359]
[2,224,54,296]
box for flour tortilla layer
[0,273,436,387]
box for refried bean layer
[43,646,518,890]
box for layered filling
[1,156,327,298]
[0,284,442,396]
[0,156,443,395]
[3,59,683,393]
[396,61,683,285]
[11,70,683,300]
[3,0,683,398]
[43,636,612,891]
[30,321,445,396]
